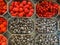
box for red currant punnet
[36,0,59,18]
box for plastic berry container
[35,18,57,34]
[9,34,34,45]
[8,0,34,18]
[36,0,59,18]
[0,0,8,16]
[0,34,8,45]
[35,34,58,45]
[0,17,8,34]
[8,17,34,34]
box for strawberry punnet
[0,17,7,34]
[9,0,34,18]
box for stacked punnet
[0,17,7,34]
[0,0,7,15]
[36,0,58,18]
[9,0,34,17]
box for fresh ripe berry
[28,2,32,6]
[22,0,27,5]
[19,8,23,12]
[25,4,30,8]
[10,11,13,14]
[19,4,23,8]
[2,27,6,32]
[14,1,18,5]
[29,6,33,9]
[26,12,33,17]
[24,8,29,13]
[0,0,3,2]
[0,24,4,28]
[30,9,34,12]
[3,5,7,10]
[2,10,6,13]
[3,22,7,27]
[12,13,17,17]
[19,12,24,17]
[13,7,18,12]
